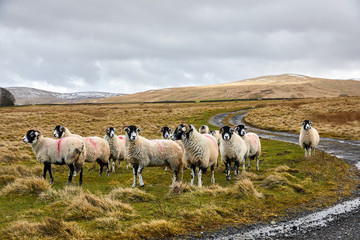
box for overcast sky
[0,0,359,94]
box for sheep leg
[226,161,231,180]
[97,159,104,176]
[234,161,239,177]
[138,166,145,187]
[197,168,203,188]
[247,155,251,171]
[78,167,83,186]
[312,147,316,156]
[111,158,116,173]
[132,165,138,188]
[190,164,196,186]
[47,163,54,184]
[211,165,215,184]
[67,164,75,185]
[256,156,259,171]
[242,157,246,171]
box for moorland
[0,97,359,239]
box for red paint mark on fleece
[205,134,218,151]
[247,133,259,146]
[118,136,124,140]
[57,138,64,157]
[85,137,98,150]
[152,140,164,153]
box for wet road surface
[207,110,360,240]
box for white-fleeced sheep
[199,125,210,134]
[104,127,127,172]
[124,125,184,187]
[299,120,320,157]
[23,130,85,185]
[171,124,218,187]
[53,125,110,176]
[219,126,247,180]
[234,124,261,171]
[209,130,221,145]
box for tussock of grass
[261,173,305,193]
[1,177,50,195]
[231,178,263,199]
[270,165,299,174]
[236,171,259,180]
[169,182,197,195]
[7,217,83,239]
[121,219,179,239]
[109,186,155,202]
[64,192,134,220]
[39,185,82,203]
[0,165,43,184]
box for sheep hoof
[50,179,54,184]
[67,181,71,185]
[140,184,145,187]
[98,173,102,177]
[132,184,137,188]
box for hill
[5,87,125,105]
[92,74,360,103]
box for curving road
[207,110,360,240]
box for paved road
[207,110,360,240]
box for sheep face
[302,120,312,131]
[53,125,65,138]
[234,124,247,136]
[23,130,40,144]
[124,125,140,141]
[199,125,209,134]
[160,126,172,139]
[106,127,116,138]
[171,124,193,140]
[220,126,234,141]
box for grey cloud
[0,0,359,93]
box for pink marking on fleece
[152,140,164,153]
[118,136,125,141]
[57,138,63,157]
[247,133,259,146]
[85,137,98,150]
[205,134,218,151]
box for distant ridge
[89,74,360,103]
[5,87,125,105]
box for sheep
[124,125,184,187]
[199,125,210,134]
[53,125,110,176]
[234,124,262,171]
[22,129,85,185]
[219,126,248,180]
[104,127,127,173]
[299,120,320,157]
[171,123,218,187]
[209,130,221,145]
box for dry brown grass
[7,217,83,239]
[245,97,360,139]
[1,177,50,195]
[108,186,155,202]
[120,219,180,239]
[0,165,43,184]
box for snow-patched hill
[6,87,125,105]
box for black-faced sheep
[171,124,218,187]
[299,120,320,157]
[53,125,110,176]
[124,125,184,187]
[199,125,210,134]
[234,124,261,171]
[219,126,247,180]
[23,130,85,185]
[104,127,127,172]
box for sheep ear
[169,128,172,132]
[219,127,224,133]
[124,127,129,133]
[137,127,141,132]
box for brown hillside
[89,74,360,103]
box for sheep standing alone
[171,124,218,187]
[299,120,320,157]
[104,127,127,173]
[125,125,184,187]
[23,130,85,185]
[234,124,261,171]
[199,125,210,134]
[219,126,247,180]
[53,125,110,176]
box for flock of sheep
[22,120,319,187]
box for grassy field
[0,98,359,239]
